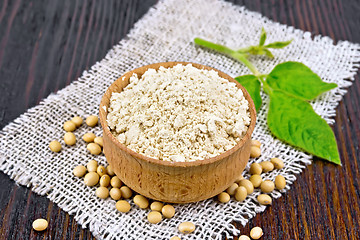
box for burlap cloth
[1,0,359,239]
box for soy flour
[107,64,250,162]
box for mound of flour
[107,64,250,162]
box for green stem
[194,38,273,94]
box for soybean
[257,194,272,205]
[178,222,195,234]
[32,218,48,231]
[120,186,132,199]
[239,235,250,240]
[226,183,239,196]
[73,165,87,177]
[116,200,131,213]
[110,176,122,188]
[271,158,284,169]
[49,141,61,152]
[110,187,122,200]
[170,237,181,240]
[251,139,261,148]
[71,116,83,127]
[83,133,96,143]
[238,179,254,194]
[64,132,76,146]
[260,161,274,172]
[147,211,162,224]
[97,165,107,177]
[84,172,99,186]
[250,226,263,239]
[133,195,149,209]
[249,162,262,175]
[275,175,286,190]
[87,143,102,155]
[260,180,275,193]
[106,165,115,176]
[94,137,104,147]
[150,202,164,212]
[162,205,175,218]
[218,192,230,203]
[86,115,98,127]
[87,160,98,172]
[96,186,109,199]
[249,174,262,188]
[100,175,110,187]
[63,121,76,132]
[235,174,244,183]
[250,146,261,158]
[234,186,247,202]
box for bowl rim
[99,62,256,168]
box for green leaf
[235,75,262,112]
[268,90,341,164]
[266,62,337,100]
[263,49,274,58]
[259,27,266,46]
[265,40,292,49]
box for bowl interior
[99,62,256,168]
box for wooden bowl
[99,62,256,203]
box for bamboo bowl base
[99,62,256,203]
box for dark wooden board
[0,0,359,239]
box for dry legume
[120,186,132,199]
[110,176,122,188]
[86,115,98,127]
[63,121,76,132]
[162,205,175,218]
[73,165,87,177]
[259,161,274,172]
[49,141,61,152]
[260,180,275,193]
[249,174,262,188]
[250,226,263,239]
[170,236,181,240]
[150,202,164,212]
[249,162,262,175]
[87,160,98,172]
[97,165,107,176]
[226,183,239,196]
[84,172,99,186]
[94,136,103,147]
[270,157,284,169]
[32,218,48,231]
[250,146,261,158]
[106,165,115,176]
[147,211,162,224]
[64,132,76,146]
[257,194,272,205]
[71,116,83,127]
[100,175,110,187]
[275,175,286,190]
[234,186,247,202]
[133,195,149,209]
[96,186,109,199]
[87,143,102,155]
[238,179,254,194]
[239,235,250,240]
[110,187,122,200]
[178,222,195,234]
[116,200,131,213]
[218,192,230,203]
[251,139,261,148]
[83,132,96,143]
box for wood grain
[0,0,359,239]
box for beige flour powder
[107,64,250,162]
